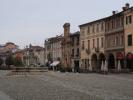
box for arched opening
[91,54,98,70]
[108,53,115,69]
[0,58,3,66]
[99,53,106,69]
[126,53,133,69]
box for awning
[127,53,133,59]
[50,61,60,67]
[116,52,124,60]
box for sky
[0,0,133,49]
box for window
[126,15,132,25]
[120,35,123,45]
[114,19,116,28]
[97,24,99,32]
[72,49,74,57]
[116,36,119,46]
[128,34,132,46]
[82,41,85,50]
[107,22,110,31]
[111,20,113,29]
[121,17,123,26]
[93,39,95,48]
[116,18,119,27]
[129,15,132,24]
[118,18,120,27]
[77,48,79,57]
[88,40,90,50]
[71,37,74,46]
[77,36,79,45]
[97,38,99,48]
[112,35,115,46]
[88,26,90,33]
[101,22,104,31]
[121,35,124,45]
[101,37,104,48]
[126,17,128,25]
[92,25,95,33]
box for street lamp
[26,45,29,67]
[25,45,30,76]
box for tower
[63,23,70,38]
[61,23,71,71]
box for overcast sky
[0,0,133,48]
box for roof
[79,17,106,27]
[45,35,63,44]
[5,42,18,48]
[70,31,80,37]
[14,49,25,54]
[0,48,9,54]
[30,45,44,51]
[22,45,44,52]
[79,6,133,27]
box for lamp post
[25,45,30,76]
[26,45,29,67]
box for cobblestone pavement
[0,71,133,100]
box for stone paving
[0,91,13,100]
[0,71,133,100]
[0,70,10,77]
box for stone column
[72,59,74,72]
[79,59,82,72]
[2,57,6,67]
[104,60,108,72]
[117,60,121,72]
[101,61,104,72]
[89,59,92,71]
[115,59,117,70]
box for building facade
[51,36,62,62]
[0,42,19,67]
[33,46,45,66]
[70,32,80,72]
[79,3,133,72]
[123,4,133,70]
[105,11,125,71]
[14,50,24,65]
[45,35,62,64]
[4,42,19,53]
[45,39,53,63]
[79,19,105,72]
[23,45,45,67]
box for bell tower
[63,23,70,38]
[61,23,71,71]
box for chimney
[122,7,127,11]
[125,3,130,9]
[123,3,130,11]
[112,11,116,15]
